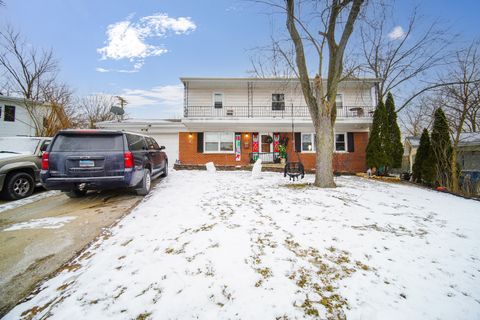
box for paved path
[0,188,144,317]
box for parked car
[41,130,168,198]
[0,137,52,200]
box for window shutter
[197,132,204,153]
[294,132,301,152]
[347,132,355,152]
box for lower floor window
[335,133,346,151]
[205,132,234,152]
[301,133,315,152]
[301,132,347,152]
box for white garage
[96,119,185,166]
[148,132,179,164]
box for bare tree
[433,42,480,192]
[359,5,452,104]
[282,0,365,187]
[78,94,117,128]
[0,26,73,135]
[248,37,297,78]
[399,96,435,137]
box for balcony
[184,105,375,118]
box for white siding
[186,82,374,108]
[0,103,37,137]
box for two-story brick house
[178,77,379,173]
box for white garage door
[150,133,179,166]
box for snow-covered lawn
[5,171,480,320]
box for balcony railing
[185,105,374,118]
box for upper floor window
[4,105,15,122]
[213,93,223,109]
[335,94,343,108]
[272,94,285,110]
[205,132,234,153]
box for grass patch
[281,183,314,189]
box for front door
[260,133,273,162]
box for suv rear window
[51,134,124,152]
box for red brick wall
[179,132,252,166]
[179,131,369,173]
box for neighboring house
[96,119,186,164]
[458,132,480,171]
[403,136,420,172]
[0,95,50,137]
[403,133,480,173]
[180,77,379,173]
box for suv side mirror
[159,146,165,150]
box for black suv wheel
[2,172,35,200]
[161,163,168,177]
[136,169,151,196]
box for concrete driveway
[0,187,146,317]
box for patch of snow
[251,159,262,179]
[4,171,480,320]
[3,216,76,231]
[205,161,216,173]
[0,190,60,214]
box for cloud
[388,26,406,40]
[97,13,196,70]
[95,61,145,73]
[96,67,110,73]
[120,84,183,112]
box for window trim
[271,93,285,111]
[334,132,348,153]
[212,92,224,109]
[203,131,235,154]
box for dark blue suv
[41,130,168,197]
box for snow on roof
[96,118,183,125]
[458,132,480,146]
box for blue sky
[1,0,479,118]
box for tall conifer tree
[366,100,389,170]
[385,92,404,168]
[430,108,452,187]
[412,129,435,185]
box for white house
[0,95,50,137]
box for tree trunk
[451,150,459,193]
[314,115,335,187]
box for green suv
[0,137,51,200]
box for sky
[0,0,479,119]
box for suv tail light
[41,152,49,170]
[124,151,133,169]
